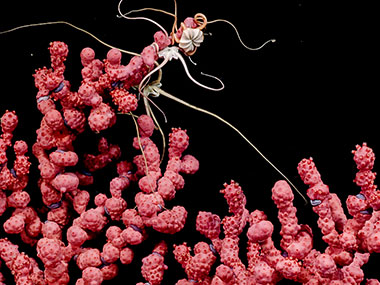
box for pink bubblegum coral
[2,14,380,285]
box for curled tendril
[194,13,208,30]
[117,0,169,37]
[207,18,276,51]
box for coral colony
[1,7,380,285]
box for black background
[0,0,378,284]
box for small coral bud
[51,172,79,193]
[137,115,155,137]
[141,45,158,67]
[94,193,107,207]
[49,150,79,167]
[271,180,294,207]
[7,191,31,208]
[196,211,221,240]
[76,248,102,270]
[41,221,61,240]
[247,220,274,243]
[1,110,18,133]
[120,247,134,265]
[13,140,28,156]
[67,225,88,247]
[101,242,120,264]
[4,215,25,234]
[157,177,176,200]
[353,143,375,171]
[180,155,199,174]
[80,47,95,66]
[44,109,64,131]
[107,48,122,66]
[82,267,103,285]
[121,227,144,245]
[315,253,337,278]
[138,174,157,193]
[101,263,119,281]
[169,128,189,158]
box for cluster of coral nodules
[171,144,380,284]
[0,34,199,284]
